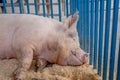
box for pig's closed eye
[71,51,76,56]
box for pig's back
[0,14,62,59]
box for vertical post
[11,0,15,13]
[81,0,84,49]
[77,0,83,48]
[26,0,30,14]
[34,0,38,15]
[86,0,90,53]
[18,0,23,14]
[98,0,104,76]
[93,0,99,69]
[50,0,53,18]
[58,0,61,21]
[83,0,87,52]
[42,0,46,17]
[109,0,119,80]
[65,0,69,17]
[102,0,111,80]
[70,0,76,15]
[2,0,7,13]
[89,0,94,65]
[117,41,120,80]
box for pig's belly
[0,44,15,59]
[0,38,15,59]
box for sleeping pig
[0,12,89,80]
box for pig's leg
[36,58,48,71]
[14,47,33,80]
[36,58,48,72]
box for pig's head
[62,11,80,47]
[45,12,88,66]
[46,31,89,66]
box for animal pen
[0,0,120,80]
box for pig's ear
[63,11,79,29]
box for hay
[0,59,102,80]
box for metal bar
[86,0,90,53]
[2,0,7,13]
[83,0,87,52]
[109,0,119,80]
[102,0,111,80]
[34,0,38,15]
[117,42,120,80]
[10,0,15,13]
[89,0,94,65]
[70,0,76,15]
[81,0,84,49]
[58,0,61,21]
[93,0,99,69]
[18,0,23,14]
[76,0,82,45]
[50,0,54,18]
[26,0,30,14]
[98,0,104,76]
[42,0,46,17]
[65,0,69,17]
[1,2,120,10]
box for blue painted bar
[89,0,94,65]
[81,0,84,49]
[102,0,111,80]
[76,0,81,47]
[58,0,61,21]
[34,0,38,15]
[117,42,120,80]
[70,0,76,15]
[98,0,104,76]
[10,0,15,13]
[109,0,119,80]
[70,0,73,15]
[93,0,99,69]
[86,0,90,53]
[42,0,46,17]
[26,0,30,14]
[83,0,87,52]
[2,0,7,13]
[65,0,69,17]
[18,0,23,14]
[50,0,54,18]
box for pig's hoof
[37,58,47,71]
[14,70,26,80]
[14,76,25,80]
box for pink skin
[0,12,89,80]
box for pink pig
[0,12,89,80]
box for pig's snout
[67,53,83,66]
[74,50,89,65]
[82,53,89,64]
[67,50,89,66]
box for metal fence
[0,0,120,80]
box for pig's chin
[66,54,84,66]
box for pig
[0,12,89,80]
